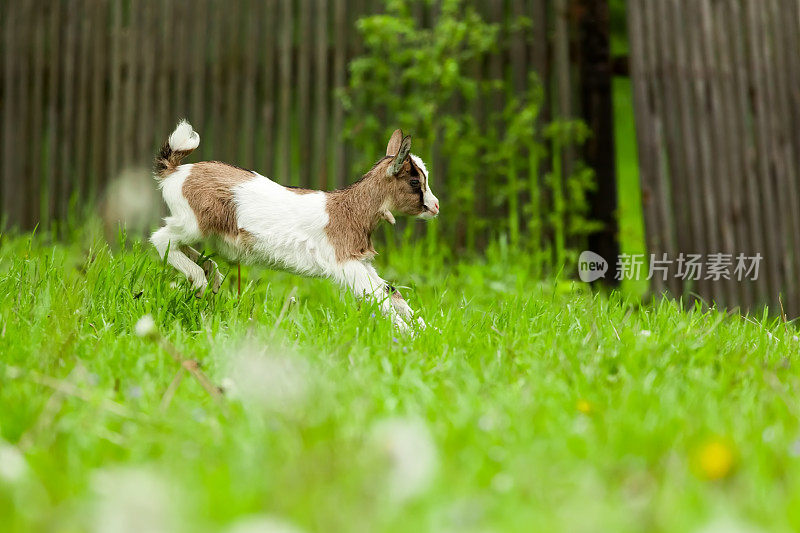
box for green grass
[1,225,799,533]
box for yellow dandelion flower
[576,399,592,415]
[692,438,735,480]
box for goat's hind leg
[150,226,208,295]
[181,245,224,294]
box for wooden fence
[1,0,620,258]
[629,0,800,315]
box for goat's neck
[329,175,389,235]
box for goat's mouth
[418,205,439,219]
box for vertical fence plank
[261,0,276,177]
[74,0,92,205]
[745,0,785,305]
[553,0,572,118]
[645,0,679,290]
[344,0,364,183]
[776,0,800,308]
[122,0,138,168]
[222,0,240,161]
[713,0,752,310]
[647,0,678,288]
[628,0,670,294]
[174,0,190,119]
[298,0,312,187]
[332,0,347,188]
[653,0,692,296]
[279,0,293,183]
[781,0,800,159]
[488,0,506,117]
[17,0,33,228]
[89,0,108,198]
[683,0,720,303]
[59,0,80,221]
[136,0,155,164]
[190,0,208,144]
[765,0,800,313]
[29,0,46,225]
[2,1,18,227]
[667,0,706,298]
[699,0,740,306]
[726,0,766,306]
[754,0,797,308]
[44,1,60,225]
[207,0,221,157]
[241,0,258,169]
[314,0,330,189]
[107,0,122,186]
[510,0,527,94]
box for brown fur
[324,163,388,262]
[324,154,429,262]
[286,186,315,195]
[386,129,403,156]
[181,162,255,237]
[155,142,194,176]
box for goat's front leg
[181,245,224,294]
[387,286,426,329]
[361,263,424,328]
[335,261,409,331]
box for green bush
[340,0,598,272]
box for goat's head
[381,130,439,220]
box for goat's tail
[154,119,200,177]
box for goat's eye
[409,179,420,188]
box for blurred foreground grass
[1,225,799,532]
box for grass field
[1,225,799,532]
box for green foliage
[340,0,597,272]
[1,226,800,531]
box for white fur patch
[232,173,337,276]
[410,154,428,182]
[156,164,201,238]
[150,164,207,289]
[410,154,438,217]
[168,120,200,152]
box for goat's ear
[386,135,412,177]
[386,129,403,156]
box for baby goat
[150,120,439,330]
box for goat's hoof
[416,317,427,330]
[201,260,216,276]
[192,282,209,298]
[210,274,223,294]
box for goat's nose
[434,202,439,211]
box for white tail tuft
[168,119,200,152]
